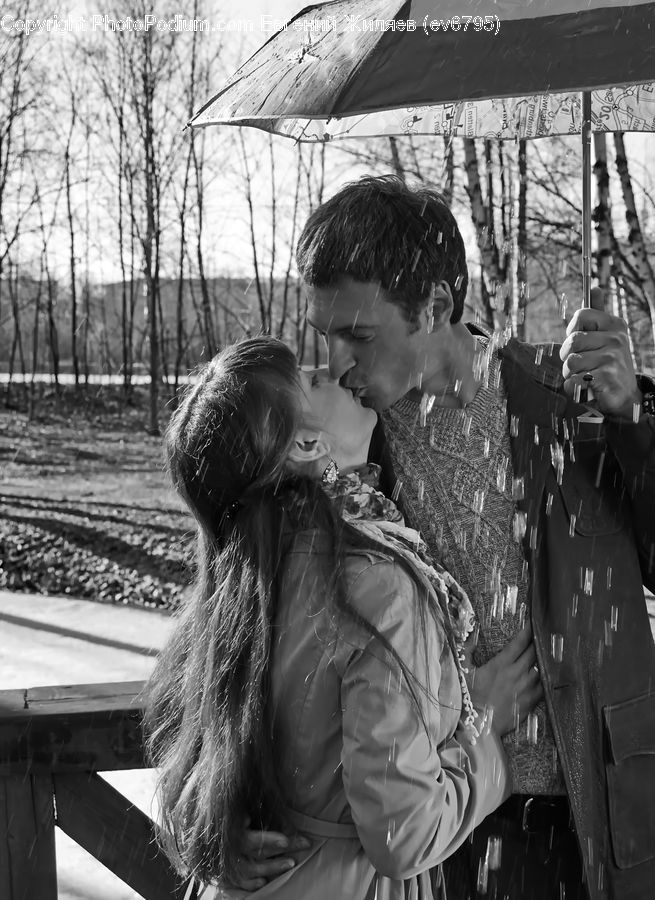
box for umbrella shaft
[582,91,592,308]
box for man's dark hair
[296,174,468,328]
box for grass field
[0,384,194,608]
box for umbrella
[190,0,655,301]
[189,0,655,413]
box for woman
[144,336,541,900]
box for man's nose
[307,366,337,385]
[326,335,355,381]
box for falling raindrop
[386,818,396,846]
[533,425,540,445]
[462,413,472,438]
[559,293,568,319]
[527,712,539,746]
[511,476,525,500]
[546,492,554,515]
[535,346,544,365]
[486,835,502,871]
[583,567,594,596]
[419,393,435,427]
[518,602,527,629]
[604,620,613,648]
[505,584,518,615]
[391,480,403,502]
[473,489,486,515]
[594,450,606,488]
[483,436,491,457]
[610,605,618,631]
[513,511,527,541]
[436,230,443,245]
[550,443,564,485]
[606,567,612,590]
[417,479,425,506]
[571,593,579,617]
[551,633,564,662]
[569,514,577,537]
[573,382,582,403]
[496,456,508,493]
[510,415,520,437]
[477,858,489,895]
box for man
[237,176,655,899]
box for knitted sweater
[381,343,565,795]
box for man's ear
[287,430,331,466]
[427,282,454,327]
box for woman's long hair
[144,336,456,886]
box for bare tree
[463,138,503,330]
[0,25,40,397]
[593,134,612,294]
[610,134,655,371]
[63,81,80,385]
[516,140,528,341]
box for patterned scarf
[322,464,480,738]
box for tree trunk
[463,138,502,330]
[6,260,27,408]
[45,271,60,392]
[238,130,267,333]
[117,95,131,398]
[64,120,79,386]
[279,145,303,341]
[192,131,217,355]
[516,140,528,341]
[613,132,655,364]
[609,232,655,373]
[143,30,159,435]
[442,137,454,207]
[593,133,612,294]
[28,259,44,420]
[389,137,405,181]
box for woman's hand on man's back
[224,817,312,891]
[467,625,543,737]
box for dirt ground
[0,383,194,608]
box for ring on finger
[582,372,594,383]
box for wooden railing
[0,680,189,900]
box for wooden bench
[0,680,188,900]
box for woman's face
[297,367,378,465]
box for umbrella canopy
[190,0,655,140]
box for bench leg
[0,774,57,900]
